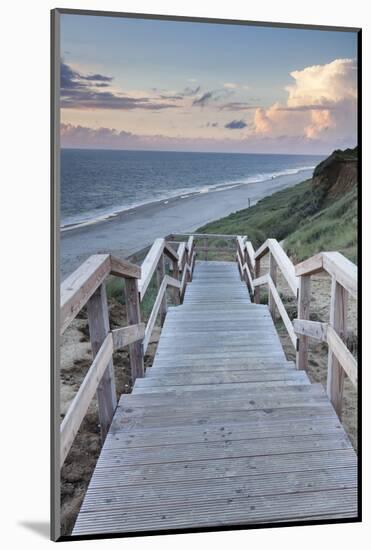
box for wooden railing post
[156,253,167,325]
[254,258,261,303]
[204,237,208,261]
[327,276,348,417]
[296,275,311,371]
[171,259,180,305]
[268,252,277,319]
[124,277,144,381]
[86,283,117,441]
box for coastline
[61,168,313,278]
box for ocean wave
[61,165,314,232]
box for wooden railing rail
[61,254,140,335]
[236,236,255,298]
[294,251,357,417]
[138,236,194,353]
[138,237,178,300]
[167,233,237,262]
[254,239,298,297]
[60,234,191,468]
[244,238,299,351]
[60,253,143,467]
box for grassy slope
[198,175,357,263]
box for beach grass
[198,178,357,263]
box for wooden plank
[293,319,328,342]
[105,416,342,448]
[60,333,113,467]
[296,274,311,370]
[295,253,323,277]
[170,254,180,305]
[267,275,297,348]
[186,235,194,255]
[135,379,310,393]
[60,254,110,334]
[86,284,117,441]
[171,233,238,240]
[73,487,357,534]
[138,238,165,300]
[327,277,349,416]
[142,369,300,385]
[109,255,141,279]
[111,323,145,350]
[97,433,351,468]
[124,277,144,380]
[327,325,357,388]
[80,468,357,516]
[163,242,179,263]
[255,239,298,296]
[177,242,186,271]
[322,252,357,298]
[156,253,167,326]
[245,241,256,271]
[165,274,181,289]
[87,448,356,487]
[112,404,338,432]
[143,276,167,353]
[268,252,277,318]
[253,273,268,288]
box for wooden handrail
[295,252,357,298]
[142,274,181,353]
[168,232,239,240]
[293,319,328,342]
[266,275,297,348]
[327,325,357,387]
[60,332,113,466]
[177,242,187,271]
[255,239,298,296]
[61,254,140,334]
[294,249,357,417]
[293,320,357,388]
[112,323,146,350]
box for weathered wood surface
[73,260,357,536]
[86,284,117,442]
[60,333,113,467]
[112,323,145,350]
[327,277,349,416]
[124,277,144,381]
[254,239,298,296]
[61,254,141,334]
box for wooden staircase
[72,260,357,536]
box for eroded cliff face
[312,147,358,201]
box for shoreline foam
[60,168,313,279]
[61,165,315,233]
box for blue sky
[60,14,358,154]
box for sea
[61,149,324,230]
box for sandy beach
[61,168,313,278]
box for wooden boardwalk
[73,260,357,536]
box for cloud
[225,119,248,129]
[192,91,214,107]
[252,58,357,143]
[160,86,200,100]
[60,61,179,111]
[60,122,350,155]
[223,82,250,90]
[192,88,233,107]
[220,102,259,111]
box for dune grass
[198,179,357,263]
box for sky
[60,14,358,155]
